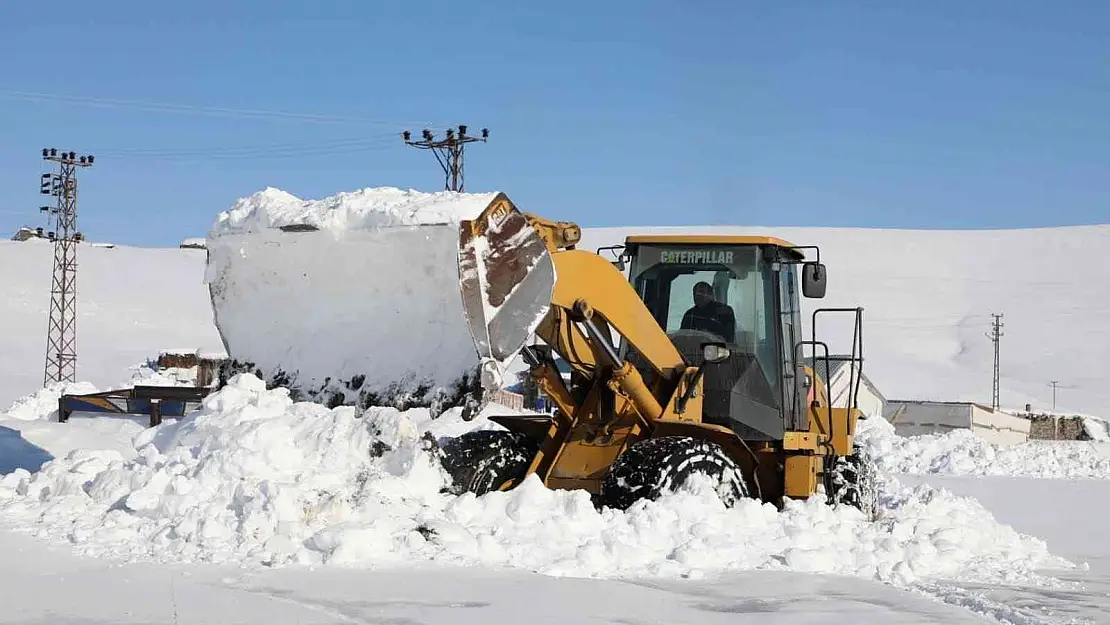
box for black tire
[600,436,750,510]
[826,448,878,520]
[438,429,538,496]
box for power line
[39,147,94,386]
[96,134,397,156]
[402,125,488,191]
[986,313,1004,410]
[0,89,441,127]
[93,139,401,162]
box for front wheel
[600,436,750,510]
[438,429,538,496]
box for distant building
[819,355,885,419]
[154,348,229,388]
[883,399,1030,445]
[179,237,207,249]
[10,227,45,241]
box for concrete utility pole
[1050,380,1059,412]
[402,125,488,191]
[986,313,1004,410]
[39,148,94,386]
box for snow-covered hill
[3,192,1108,419]
[0,239,224,407]
[578,224,1110,417]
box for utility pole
[402,125,488,191]
[1050,380,1059,412]
[39,148,94,386]
[986,313,1004,410]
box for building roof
[819,356,886,403]
[885,399,1001,413]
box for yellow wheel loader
[437,193,876,514]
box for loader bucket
[205,222,485,410]
[458,200,555,390]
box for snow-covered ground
[858,417,1110,479]
[0,377,1071,583]
[1,526,1042,625]
[1,375,1109,624]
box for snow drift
[856,417,1110,479]
[204,187,506,414]
[2,381,99,422]
[0,375,1074,588]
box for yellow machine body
[455,193,866,507]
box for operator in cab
[681,281,736,343]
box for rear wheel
[438,429,538,496]
[825,448,878,520]
[600,436,750,510]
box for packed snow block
[204,187,502,416]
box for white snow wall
[204,224,483,413]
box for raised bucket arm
[457,197,689,416]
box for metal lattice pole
[401,125,488,192]
[39,148,94,386]
[986,313,1004,410]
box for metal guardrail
[59,385,211,427]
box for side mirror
[802,262,827,298]
[701,342,731,364]
[597,245,626,272]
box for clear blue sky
[1,1,1107,247]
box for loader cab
[618,235,826,441]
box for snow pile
[1082,417,1110,442]
[0,375,1072,587]
[203,187,509,414]
[210,186,499,236]
[857,417,1110,479]
[0,417,149,471]
[1,381,99,421]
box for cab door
[776,261,807,431]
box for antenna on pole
[401,125,488,191]
[39,147,94,386]
[986,313,1004,410]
